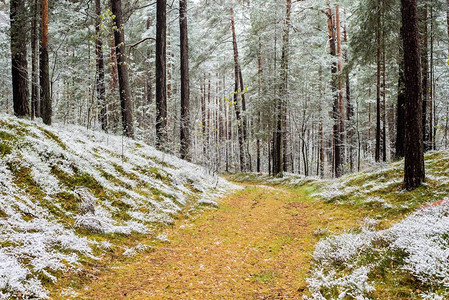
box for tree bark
[401,0,425,190]
[96,0,107,131]
[326,8,340,177]
[396,51,406,159]
[230,7,245,172]
[31,0,40,119]
[336,5,344,175]
[375,0,382,162]
[257,40,262,173]
[156,0,167,148]
[201,76,206,156]
[344,17,353,172]
[40,0,52,125]
[420,4,429,151]
[11,0,30,118]
[273,0,292,177]
[111,0,134,138]
[179,0,190,160]
[382,45,387,162]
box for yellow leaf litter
[53,184,362,299]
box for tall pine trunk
[336,6,344,176]
[31,0,40,119]
[179,0,190,160]
[40,0,51,125]
[401,0,425,190]
[274,0,292,177]
[375,0,382,162]
[11,0,29,118]
[420,4,429,151]
[396,52,406,159]
[256,40,262,173]
[111,0,134,138]
[230,8,245,172]
[96,0,107,131]
[326,8,339,177]
[344,17,353,173]
[156,0,167,148]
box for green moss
[52,166,106,199]
[184,181,201,194]
[0,120,15,130]
[38,127,67,150]
[8,163,45,200]
[53,192,80,214]
[0,130,16,141]
[133,165,172,185]
[252,271,276,284]
[113,164,139,181]
[100,170,132,189]
[0,142,12,156]
[140,154,177,169]
[0,240,20,248]
[148,167,171,183]
[0,130,17,156]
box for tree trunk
[273,0,292,177]
[319,66,325,178]
[231,7,245,172]
[326,8,339,177]
[344,21,353,173]
[429,4,434,150]
[336,6,345,175]
[420,4,429,152]
[11,0,30,118]
[40,0,51,125]
[375,0,381,162]
[179,0,190,160]
[401,0,425,190]
[201,76,206,157]
[111,0,134,138]
[382,46,387,162]
[31,0,40,119]
[156,0,167,148]
[396,51,406,159]
[96,0,107,131]
[257,40,262,173]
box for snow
[0,115,237,298]
[387,198,449,287]
[305,267,375,300]
[307,198,449,299]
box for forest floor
[53,183,363,299]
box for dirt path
[59,184,360,299]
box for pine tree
[40,0,52,125]
[179,0,191,160]
[401,0,425,190]
[111,0,134,138]
[10,0,29,118]
[96,0,107,131]
[156,0,167,149]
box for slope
[0,115,235,299]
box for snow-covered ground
[306,198,449,299]
[0,115,236,299]
[301,151,449,299]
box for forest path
[64,184,360,299]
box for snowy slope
[0,115,236,299]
